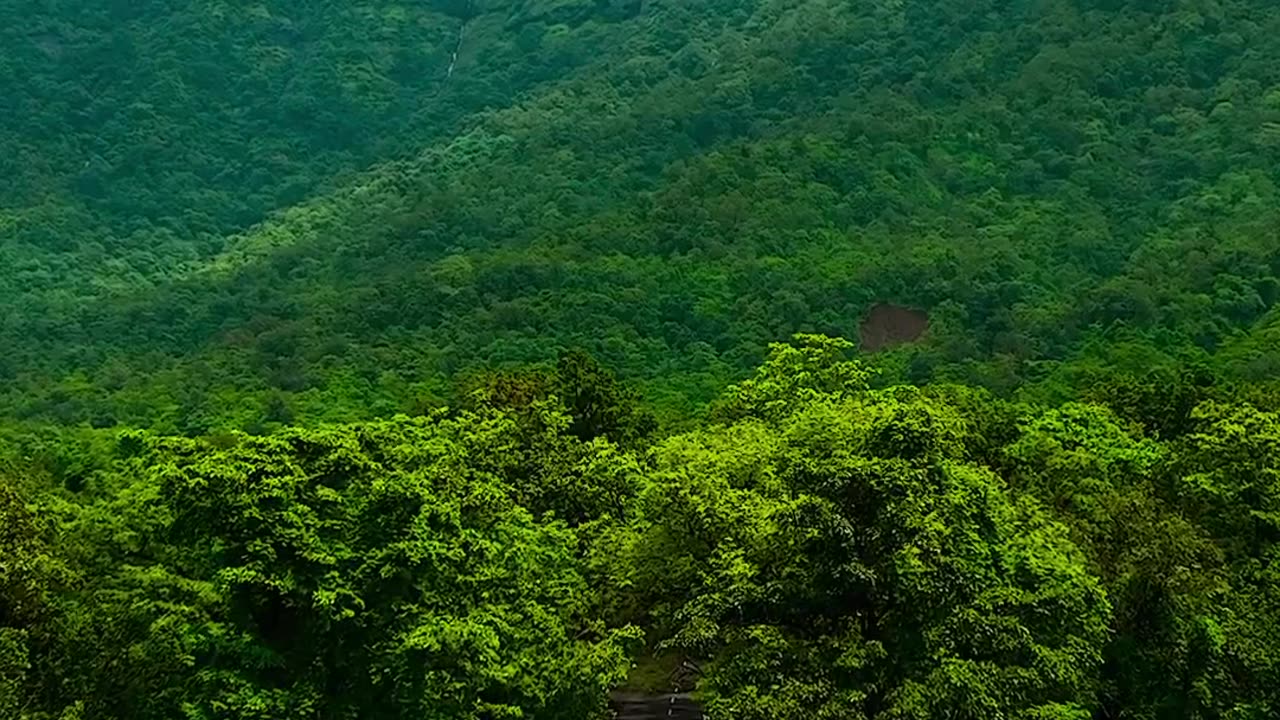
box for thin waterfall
[445,1,475,81]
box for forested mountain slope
[4,0,1280,432]
[0,0,643,299]
[7,1,1280,715]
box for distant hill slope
[3,0,1280,431]
[0,0,647,298]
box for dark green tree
[554,348,657,446]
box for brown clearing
[860,302,928,351]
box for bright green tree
[33,409,640,720]
[0,479,41,719]
[620,339,1111,719]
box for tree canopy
[6,338,1280,717]
[5,0,1280,716]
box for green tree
[22,413,640,720]
[712,334,874,422]
[148,420,636,719]
[554,348,658,447]
[1003,403,1228,718]
[621,340,1110,719]
[0,479,42,718]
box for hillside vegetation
[5,0,1280,718]
[7,337,1280,718]
[4,0,1280,432]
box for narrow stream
[445,1,475,81]
[445,21,466,79]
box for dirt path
[609,691,703,720]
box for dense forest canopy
[2,0,1280,432]
[4,0,1280,717]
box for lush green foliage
[8,338,1280,718]
[6,0,1280,431]
[6,0,1280,717]
[623,392,1111,718]
[6,403,642,720]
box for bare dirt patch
[860,302,928,351]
